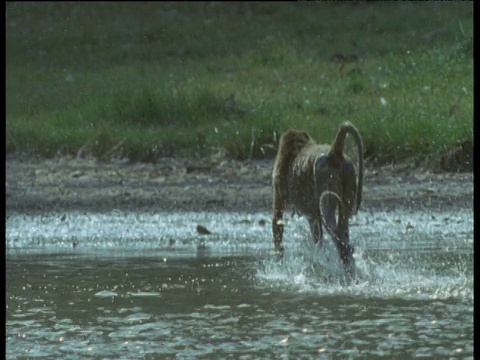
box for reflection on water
[6,210,473,358]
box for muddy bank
[6,155,473,215]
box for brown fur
[271,121,364,283]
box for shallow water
[6,210,473,358]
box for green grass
[6,2,473,165]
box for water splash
[6,209,473,301]
[5,211,272,252]
[256,234,472,301]
[6,209,472,257]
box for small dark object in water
[196,225,212,235]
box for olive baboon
[271,121,364,283]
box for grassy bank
[6,2,473,166]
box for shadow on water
[6,209,473,358]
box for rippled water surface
[6,210,473,358]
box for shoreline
[6,156,473,216]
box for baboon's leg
[320,193,339,236]
[321,195,355,283]
[332,212,356,283]
[308,218,323,246]
[272,184,286,257]
[341,159,358,218]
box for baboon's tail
[319,190,342,238]
[329,121,364,214]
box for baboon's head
[279,129,313,158]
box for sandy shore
[6,155,473,215]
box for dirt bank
[6,155,473,215]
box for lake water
[6,210,473,358]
